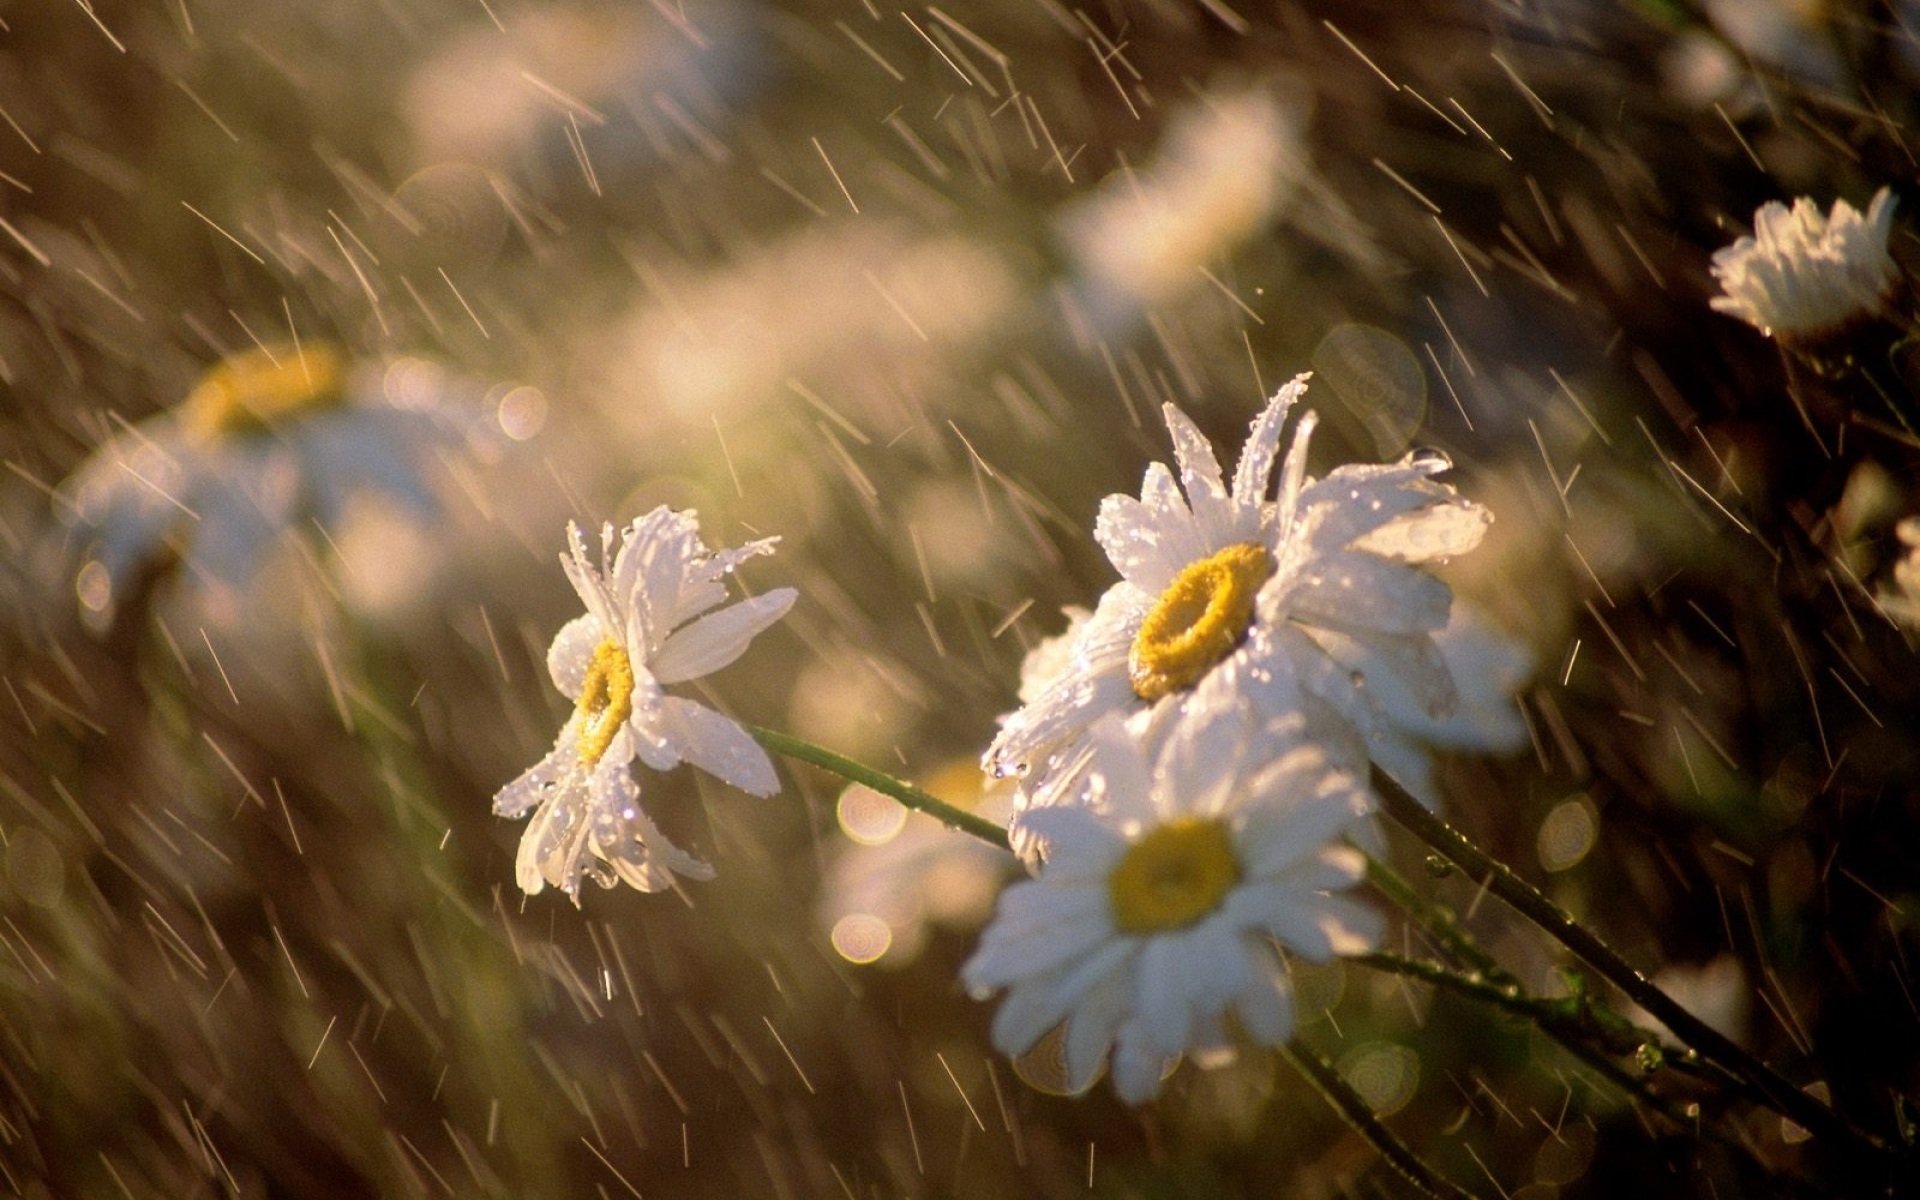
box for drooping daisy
[963,709,1381,1103]
[985,374,1491,813]
[494,508,797,900]
[1709,188,1900,344]
[58,342,478,629]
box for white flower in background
[963,711,1380,1104]
[1881,517,1920,630]
[494,508,796,900]
[985,374,1492,817]
[819,763,1016,967]
[1365,607,1533,805]
[1060,87,1303,311]
[58,343,473,629]
[1710,188,1900,344]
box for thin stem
[1278,1043,1485,1200]
[1370,767,1889,1161]
[1354,952,1737,1095]
[1365,856,1512,985]
[748,726,1013,852]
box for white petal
[589,765,716,890]
[1307,627,1459,722]
[546,613,604,699]
[1232,375,1307,508]
[560,520,619,634]
[494,727,579,819]
[1351,499,1491,563]
[1233,948,1295,1045]
[1287,551,1453,636]
[1251,886,1384,962]
[1062,972,1131,1092]
[1110,1017,1170,1104]
[1160,403,1235,542]
[656,697,779,794]
[650,588,796,684]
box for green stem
[1278,1043,1484,1200]
[747,726,1012,852]
[1370,767,1889,1161]
[1354,952,1734,1093]
[1365,856,1512,985]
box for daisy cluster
[490,375,1518,1102]
[962,375,1516,1101]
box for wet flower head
[493,507,797,900]
[964,712,1381,1103]
[986,373,1494,826]
[55,341,484,630]
[1710,188,1900,344]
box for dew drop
[1408,446,1452,471]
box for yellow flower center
[1107,817,1242,934]
[1128,542,1274,701]
[575,639,635,767]
[181,342,347,439]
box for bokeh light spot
[1310,324,1428,459]
[829,913,892,965]
[76,561,112,615]
[1537,795,1599,873]
[496,386,548,441]
[837,784,907,845]
[7,827,64,909]
[1338,1042,1420,1118]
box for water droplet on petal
[1409,446,1452,471]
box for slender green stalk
[747,726,1012,851]
[1278,1043,1485,1200]
[1353,952,1737,1094]
[1370,767,1890,1161]
[1365,856,1511,985]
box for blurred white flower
[1364,607,1534,805]
[963,710,1380,1104]
[818,762,1016,967]
[597,224,1018,428]
[402,3,762,182]
[1060,87,1304,316]
[494,508,796,900]
[59,343,472,630]
[1710,189,1900,344]
[985,374,1492,819]
[1881,516,1920,629]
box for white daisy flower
[58,342,474,629]
[493,508,797,900]
[963,710,1381,1104]
[985,374,1491,817]
[1709,188,1900,344]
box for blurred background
[3,0,1919,1195]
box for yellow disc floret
[575,638,636,767]
[181,342,347,439]
[1128,542,1274,701]
[1107,817,1242,934]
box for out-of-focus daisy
[1059,86,1305,322]
[1880,516,1920,630]
[985,374,1491,815]
[819,763,1017,967]
[494,508,796,900]
[1364,607,1533,805]
[58,342,474,629]
[1710,189,1900,345]
[963,710,1380,1103]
